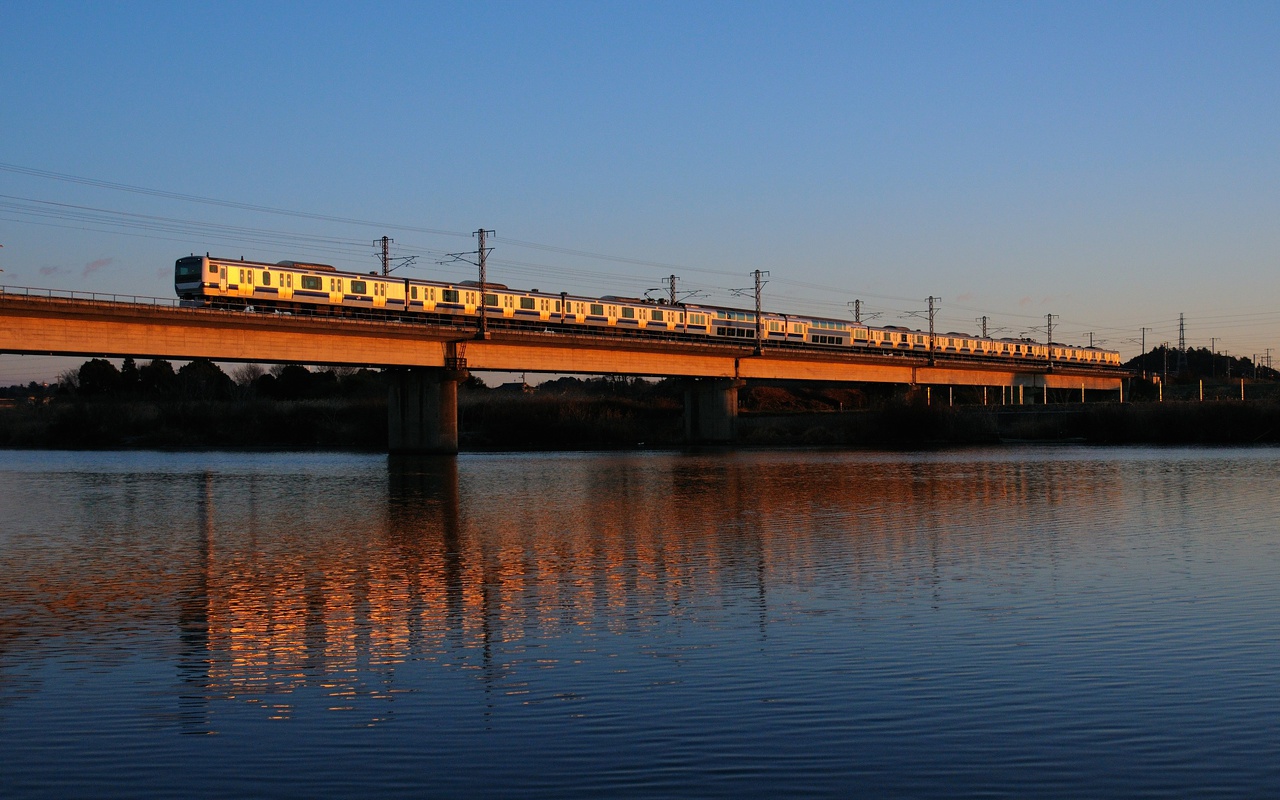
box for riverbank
[4,395,1280,450]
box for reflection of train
[175,254,1123,367]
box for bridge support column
[388,367,469,455]
[684,378,743,444]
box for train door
[218,264,228,296]
[373,282,386,308]
[279,272,294,301]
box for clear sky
[2,1,1279,383]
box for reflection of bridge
[0,291,1127,452]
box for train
[174,254,1123,368]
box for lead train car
[175,255,1122,367]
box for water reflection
[0,449,1147,730]
[3,448,1280,796]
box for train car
[175,254,406,313]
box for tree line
[38,358,389,401]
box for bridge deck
[0,293,1126,390]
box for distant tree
[231,363,265,386]
[251,372,278,398]
[55,368,80,394]
[139,359,178,396]
[273,364,315,400]
[120,357,140,393]
[78,358,122,396]
[177,359,234,400]
[310,369,340,398]
[338,368,385,398]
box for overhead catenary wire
[2,160,1274,358]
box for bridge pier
[387,367,469,455]
[684,378,743,444]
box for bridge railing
[0,284,181,308]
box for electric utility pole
[667,275,679,306]
[928,297,939,365]
[753,269,769,355]
[978,316,989,339]
[1140,327,1152,379]
[475,229,493,338]
[1045,313,1058,370]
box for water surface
[2,447,1278,798]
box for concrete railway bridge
[0,291,1128,453]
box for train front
[174,255,211,305]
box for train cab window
[210,264,219,275]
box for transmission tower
[1176,313,1188,374]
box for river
[1,447,1278,798]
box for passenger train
[174,254,1123,367]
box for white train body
[174,255,1123,367]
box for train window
[301,276,321,290]
[210,264,219,275]
[652,309,664,322]
[262,271,271,286]
[351,281,367,295]
[622,307,635,319]
[442,289,459,303]
[555,301,561,312]
[590,303,604,316]
[411,286,419,300]
[520,297,535,310]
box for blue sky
[2,1,1279,381]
